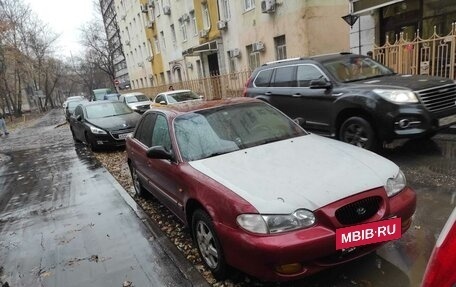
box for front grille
[110,128,135,140]
[335,196,382,225]
[416,83,456,113]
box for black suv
[244,53,456,150]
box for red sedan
[126,98,416,281]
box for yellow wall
[193,0,220,44]
[141,0,164,83]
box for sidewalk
[0,109,208,287]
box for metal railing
[373,23,456,80]
[133,70,252,100]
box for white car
[63,96,85,109]
[119,92,151,114]
[151,89,203,107]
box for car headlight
[236,209,316,234]
[89,126,107,134]
[385,170,406,197]
[373,89,418,104]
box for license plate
[439,114,456,127]
[336,218,401,250]
[118,133,131,140]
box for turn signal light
[275,263,303,275]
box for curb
[102,167,210,287]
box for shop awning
[352,0,404,15]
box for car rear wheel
[339,116,378,150]
[192,209,228,280]
[130,165,145,197]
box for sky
[23,0,97,57]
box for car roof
[121,92,145,97]
[158,89,192,96]
[147,97,260,118]
[79,100,119,107]
[259,52,357,68]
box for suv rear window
[254,69,273,87]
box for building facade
[99,0,130,90]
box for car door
[145,113,185,219]
[294,64,335,134]
[72,105,85,141]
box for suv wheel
[339,116,377,150]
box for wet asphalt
[0,109,455,287]
[0,110,208,287]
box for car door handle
[264,92,272,96]
[292,93,303,98]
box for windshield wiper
[205,151,232,158]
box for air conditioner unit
[228,48,240,58]
[186,62,193,69]
[125,40,130,46]
[148,0,155,8]
[261,0,276,13]
[163,5,171,15]
[253,41,265,52]
[217,20,227,30]
[182,13,190,22]
[137,62,144,67]
[146,55,153,62]
[120,14,126,21]
[148,74,153,79]
[146,20,154,28]
[199,29,209,38]
[141,4,148,13]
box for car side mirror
[310,78,332,90]
[76,115,82,121]
[159,101,167,105]
[293,117,306,126]
[146,146,174,161]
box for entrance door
[207,53,220,75]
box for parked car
[62,96,85,109]
[69,101,141,151]
[92,88,112,101]
[65,99,87,122]
[244,52,456,150]
[151,89,203,107]
[421,206,456,287]
[126,97,416,282]
[119,92,151,114]
[103,93,120,101]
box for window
[228,57,236,73]
[222,0,231,20]
[274,35,287,60]
[160,31,166,49]
[247,44,260,70]
[180,19,188,41]
[272,66,296,87]
[296,65,324,87]
[170,24,177,46]
[254,69,273,87]
[190,11,198,36]
[152,115,172,151]
[202,3,210,29]
[135,113,156,147]
[244,0,254,11]
[154,36,160,53]
[155,0,161,16]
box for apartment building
[99,0,130,90]
[114,0,350,88]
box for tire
[70,127,80,142]
[85,132,99,152]
[130,164,146,197]
[192,209,228,280]
[339,116,378,150]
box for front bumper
[216,187,416,282]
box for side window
[296,65,324,87]
[135,113,156,147]
[254,69,273,87]
[271,66,296,87]
[74,106,83,118]
[151,115,172,151]
[155,95,164,103]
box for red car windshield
[174,102,307,161]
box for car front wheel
[192,209,228,280]
[130,165,145,197]
[339,116,378,150]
